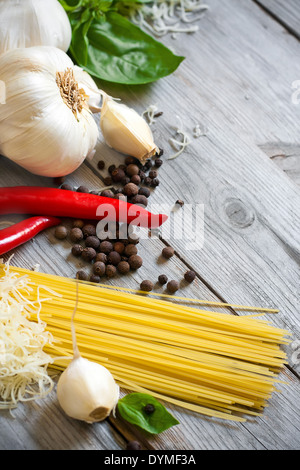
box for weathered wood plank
[255,0,300,39]
[259,143,300,186]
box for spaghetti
[0,263,290,422]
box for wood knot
[224,198,255,228]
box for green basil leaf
[70,11,184,84]
[117,393,179,434]
[59,0,83,12]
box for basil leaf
[117,393,179,434]
[70,11,184,85]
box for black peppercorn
[107,251,121,266]
[85,235,100,250]
[100,240,113,254]
[90,274,101,283]
[55,225,68,240]
[103,176,112,186]
[158,274,168,285]
[106,264,116,278]
[162,246,174,259]
[70,227,83,243]
[126,163,139,177]
[128,254,143,270]
[138,170,146,182]
[100,189,114,198]
[60,183,73,191]
[108,164,116,174]
[77,185,89,193]
[144,403,155,414]
[184,270,196,283]
[82,247,97,262]
[121,176,130,186]
[151,178,160,187]
[126,441,141,450]
[176,199,185,207]
[76,270,88,281]
[117,261,130,274]
[53,176,65,186]
[154,158,163,168]
[82,224,96,238]
[131,174,141,185]
[167,280,179,294]
[111,168,126,183]
[144,160,152,169]
[157,148,164,156]
[123,182,139,197]
[97,160,105,170]
[73,219,84,229]
[131,194,148,207]
[140,280,153,292]
[93,261,106,276]
[138,187,151,198]
[125,156,135,165]
[71,244,83,257]
[149,169,158,179]
[143,177,152,186]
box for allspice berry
[124,244,138,257]
[117,261,130,274]
[81,247,97,262]
[113,241,125,254]
[123,182,139,197]
[140,280,153,292]
[93,261,106,276]
[167,280,179,294]
[82,224,96,238]
[70,227,83,243]
[184,270,196,283]
[100,240,113,254]
[73,219,84,229]
[55,225,68,240]
[90,274,101,283]
[76,270,88,281]
[106,264,116,278]
[128,255,143,270]
[107,251,121,266]
[162,246,175,259]
[158,274,168,285]
[126,163,139,177]
[95,252,107,264]
[126,441,141,450]
[71,244,83,257]
[85,235,100,250]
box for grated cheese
[0,261,55,409]
[129,0,209,37]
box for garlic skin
[100,94,159,163]
[57,356,120,423]
[0,46,99,177]
[0,0,71,56]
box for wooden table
[1,0,300,451]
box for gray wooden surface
[1,0,300,451]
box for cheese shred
[0,263,55,409]
[0,263,290,422]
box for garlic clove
[100,94,159,163]
[57,356,120,424]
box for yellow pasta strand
[0,264,290,422]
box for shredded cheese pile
[0,263,54,409]
[129,0,209,37]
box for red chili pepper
[0,187,168,228]
[0,216,61,256]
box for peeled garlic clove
[100,94,159,163]
[57,356,120,423]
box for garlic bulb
[0,0,72,56]
[57,356,120,423]
[100,93,159,163]
[0,46,99,177]
[56,283,119,423]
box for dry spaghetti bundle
[0,264,290,422]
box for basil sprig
[117,393,179,434]
[59,0,184,85]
